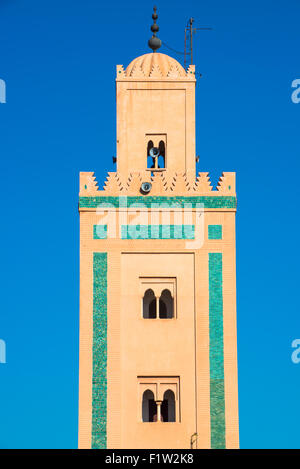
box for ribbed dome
[126,53,186,78]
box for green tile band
[121,224,195,239]
[208,225,222,240]
[79,195,237,209]
[93,224,108,239]
[92,252,107,449]
[209,253,225,449]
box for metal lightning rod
[184,18,212,69]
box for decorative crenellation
[128,63,145,78]
[116,65,125,78]
[186,64,196,78]
[194,172,213,193]
[118,63,195,79]
[149,64,163,78]
[117,55,196,80]
[79,172,99,195]
[80,171,236,197]
[125,172,143,194]
[167,64,182,78]
[150,171,168,194]
[170,172,191,193]
[217,172,236,194]
[103,172,124,194]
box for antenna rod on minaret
[190,18,194,65]
[148,6,162,52]
[184,18,212,68]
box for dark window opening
[161,399,168,422]
[146,139,166,170]
[161,390,176,422]
[147,140,154,169]
[143,289,156,318]
[142,390,156,422]
[149,299,156,318]
[157,141,165,169]
[159,289,173,319]
[159,299,167,318]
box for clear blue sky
[0,0,299,449]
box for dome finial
[148,6,162,52]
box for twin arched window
[143,289,174,319]
[147,140,166,170]
[142,389,176,422]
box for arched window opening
[161,390,176,422]
[147,140,155,169]
[147,139,166,170]
[142,390,157,422]
[159,289,173,319]
[157,140,165,168]
[143,289,156,318]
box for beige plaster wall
[78,207,239,449]
[116,81,196,180]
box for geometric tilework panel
[209,252,226,449]
[121,224,195,239]
[92,253,107,449]
[208,225,222,240]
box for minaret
[116,7,196,184]
[78,7,239,449]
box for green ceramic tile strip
[208,225,222,240]
[93,224,108,239]
[79,195,237,209]
[121,224,195,239]
[91,252,107,449]
[209,253,226,449]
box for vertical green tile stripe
[121,224,195,239]
[210,379,225,449]
[93,224,108,239]
[92,253,107,449]
[208,224,222,240]
[209,253,225,449]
